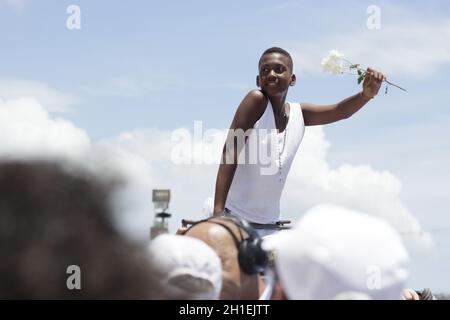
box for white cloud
[282,126,433,252]
[291,17,450,78]
[93,128,220,240]
[0,97,90,160]
[0,96,218,242]
[0,80,78,112]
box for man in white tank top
[213,47,385,236]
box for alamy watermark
[366,265,382,290]
[66,5,81,30]
[366,5,381,30]
[170,121,283,175]
[66,265,81,290]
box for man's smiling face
[257,53,295,97]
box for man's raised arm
[302,68,385,126]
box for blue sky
[1,0,449,293]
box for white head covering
[148,233,222,299]
[263,204,409,300]
[202,196,214,218]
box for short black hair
[258,47,293,72]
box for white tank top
[225,99,305,223]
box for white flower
[321,49,344,75]
[320,49,406,91]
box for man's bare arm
[213,90,267,214]
[302,68,385,126]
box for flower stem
[384,80,407,92]
[342,58,406,92]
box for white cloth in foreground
[263,204,409,300]
[148,234,222,299]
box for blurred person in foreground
[182,216,266,300]
[402,288,438,300]
[264,204,410,300]
[0,161,156,299]
[148,233,222,299]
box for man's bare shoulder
[245,89,268,110]
[230,90,269,130]
[239,90,268,119]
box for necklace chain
[277,104,288,183]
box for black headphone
[184,215,269,275]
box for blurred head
[0,161,156,299]
[148,233,222,299]
[264,204,410,300]
[184,217,265,300]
